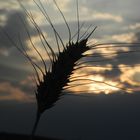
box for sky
[0,0,140,139]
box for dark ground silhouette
[0,132,61,140]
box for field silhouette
[0,132,61,140]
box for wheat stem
[31,110,41,139]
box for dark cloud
[0,62,34,98]
[0,63,29,83]
[0,11,27,49]
[102,68,122,79]
[0,9,7,14]
[0,10,39,55]
[0,10,38,98]
[135,32,140,41]
[0,10,40,72]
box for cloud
[0,11,28,49]
[0,10,46,71]
[78,5,123,23]
[92,12,123,23]
[68,31,140,94]
[0,48,9,56]
[52,0,71,12]
[65,64,121,94]
[119,65,140,87]
[0,82,34,102]
[0,14,7,26]
[20,76,33,85]
[0,63,30,83]
[0,0,140,97]
[111,33,137,42]
[124,23,140,30]
[0,1,19,11]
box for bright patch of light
[120,65,140,86]
[88,75,120,94]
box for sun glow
[67,73,121,95]
[88,75,120,94]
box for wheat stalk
[29,1,97,137]
[15,0,97,138]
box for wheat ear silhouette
[3,0,140,139]
[30,1,98,137]
[14,0,98,138]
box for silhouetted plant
[11,0,98,138]
[4,0,140,139]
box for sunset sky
[0,0,140,139]
[0,0,140,100]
